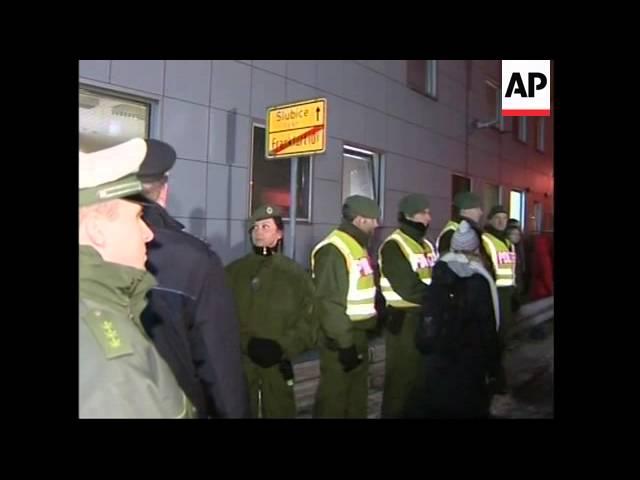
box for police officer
[79,138,190,418]
[378,193,437,418]
[437,192,482,254]
[482,205,517,334]
[436,191,493,274]
[311,195,380,418]
[482,205,517,394]
[225,205,318,418]
[138,139,249,418]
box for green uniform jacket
[313,222,377,349]
[225,252,318,359]
[379,222,431,306]
[79,246,190,418]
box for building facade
[79,59,554,266]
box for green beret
[399,193,431,216]
[454,191,482,210]
[488,205,508,219]
[343,195,381,220]
[250,204,284,223]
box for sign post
[265,98,327,259]
[288,157,298,259]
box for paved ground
[294,321,554,419]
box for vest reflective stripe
[379,229,437,308]
[436,220,460,254]
[482,233,516,287]
[311,230,377,321]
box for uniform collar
[484,225,509,244]
[251,245,280,257]
[398,217,428,243]
[142,201,185,232]
[338,220,370,248]
[79,245,156,322]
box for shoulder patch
[82,309,134,359]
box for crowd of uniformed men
[79,137,521,419]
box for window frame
[425,60,438,99]
[451,173,473,219]
[536,117,546,152]
[533,201,544,233]
[509,189,527,230]
[249,122,313,223]
[483,182,503,215]
[79,85,153,153]
[341,144,385,221]
[517,116,528,144]
[485,79,505,131]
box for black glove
[248,337,284,368]
[386,308,406,335]
[279,359,295,387]
[338,345,363,372]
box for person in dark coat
[138,139,250,418]
[413,220,501,418]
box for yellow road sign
[266,98,327,158]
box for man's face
[409,208,431,227]
[99,200,154,270]
[490,213,509,232]
[354,216,379,236]
[508,229,522,245]
[251,218,283,248]
[462,207,483,224]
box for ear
[158,183,169,208]
[84,214,107,248]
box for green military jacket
[79,246,191,418]
[225,252,318,359]
[379,221,432,308]
[312,222,377,349]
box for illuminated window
[250,124,311,221]
[79,87,150,153]
[509,190,526,229]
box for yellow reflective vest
[378,229,437,308]
[311,229,377,321]
[481,232,516,287]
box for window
[483,183,502,217]
[79,87,150,153]
[533,201,543,233]
[426,60,438,98]
[536,118,546,152]
[517,117,528,143]
[342,145,383,213]
[406,60,438,99]
[251,124,311,221]
[485,80,505,131]
[451,174,472,218]
[509,190,526,229]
